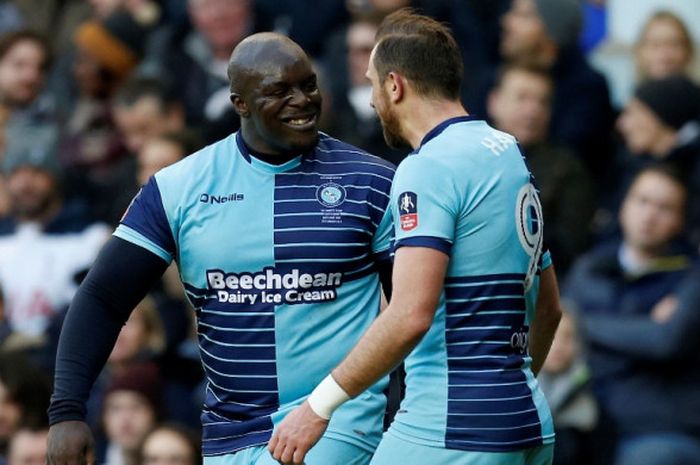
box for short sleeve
[371,207,393,261]
[114,176,176,263]
[391,156,457,255]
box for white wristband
[307,374,351,420]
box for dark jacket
[564,241,700,437]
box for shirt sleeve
[371,207,393,261]
[48,237,169,424]
[114,176,176,263]
[391,156,457,255]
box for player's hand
[268,401,329,465]
[47,420,95,465]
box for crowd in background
[0,0,699,464]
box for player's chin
[284,130,320,153]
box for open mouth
[281,113,318,130]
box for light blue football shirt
[388,116,554,452]
[115,132,395,456]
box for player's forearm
[332,301,432,397]
[307,247,447,418]
[529,266,562,375]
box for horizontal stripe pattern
[272,143,393,282]
[443,273,543,451]
[201,411,274,455]
[190,287,280,455]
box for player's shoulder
[415,119,522,170]
[314,132,396,176]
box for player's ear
[231,93,250,118]
[386,71,405,104]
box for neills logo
[199,193,245,204]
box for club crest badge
[316,182,346,208]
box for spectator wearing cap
[73,10,151,86]
[100,363,162,465]
[616,75,700,246]
[0,139,109,340]
[492,0,615,182]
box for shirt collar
[415,115,477,152]
[235,131,306,173]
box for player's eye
[303,77,318,93]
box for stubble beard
[378,99,409,150]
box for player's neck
[401,98,468,149]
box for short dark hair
[0,351,52,429]
[113,76,178,110]
[156,129,205,156]
[493,60,554,93]
[633,163,688,191]
[373,8,462,100]
[629,163,689,216]
[0,29,51,72]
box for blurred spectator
[113,78,186,156]
[107,77,187,223]
[487,62,596,274]
[89,0,161,25]
[538,310,598,465]
[449,0,511,112]
[56,11,152,221]
[0,30,58,166]
[0,148,109,340]
[496,0,615,178]
[323,14,408,164]
[255,0,348,58]
[138,424,201,465]
[9,0,90,55]
[108,298,165,373]
[635,11,695,84]
[140,0,249,143]
[564,165,700,465]
[0,352,51,458]
[614,75,700,245]
[136,131,201,187]
[6,427,48,465]
[100,363,161,465]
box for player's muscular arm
[269,247,448,465]
[47,237,168,465]
[529,266,562,375]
